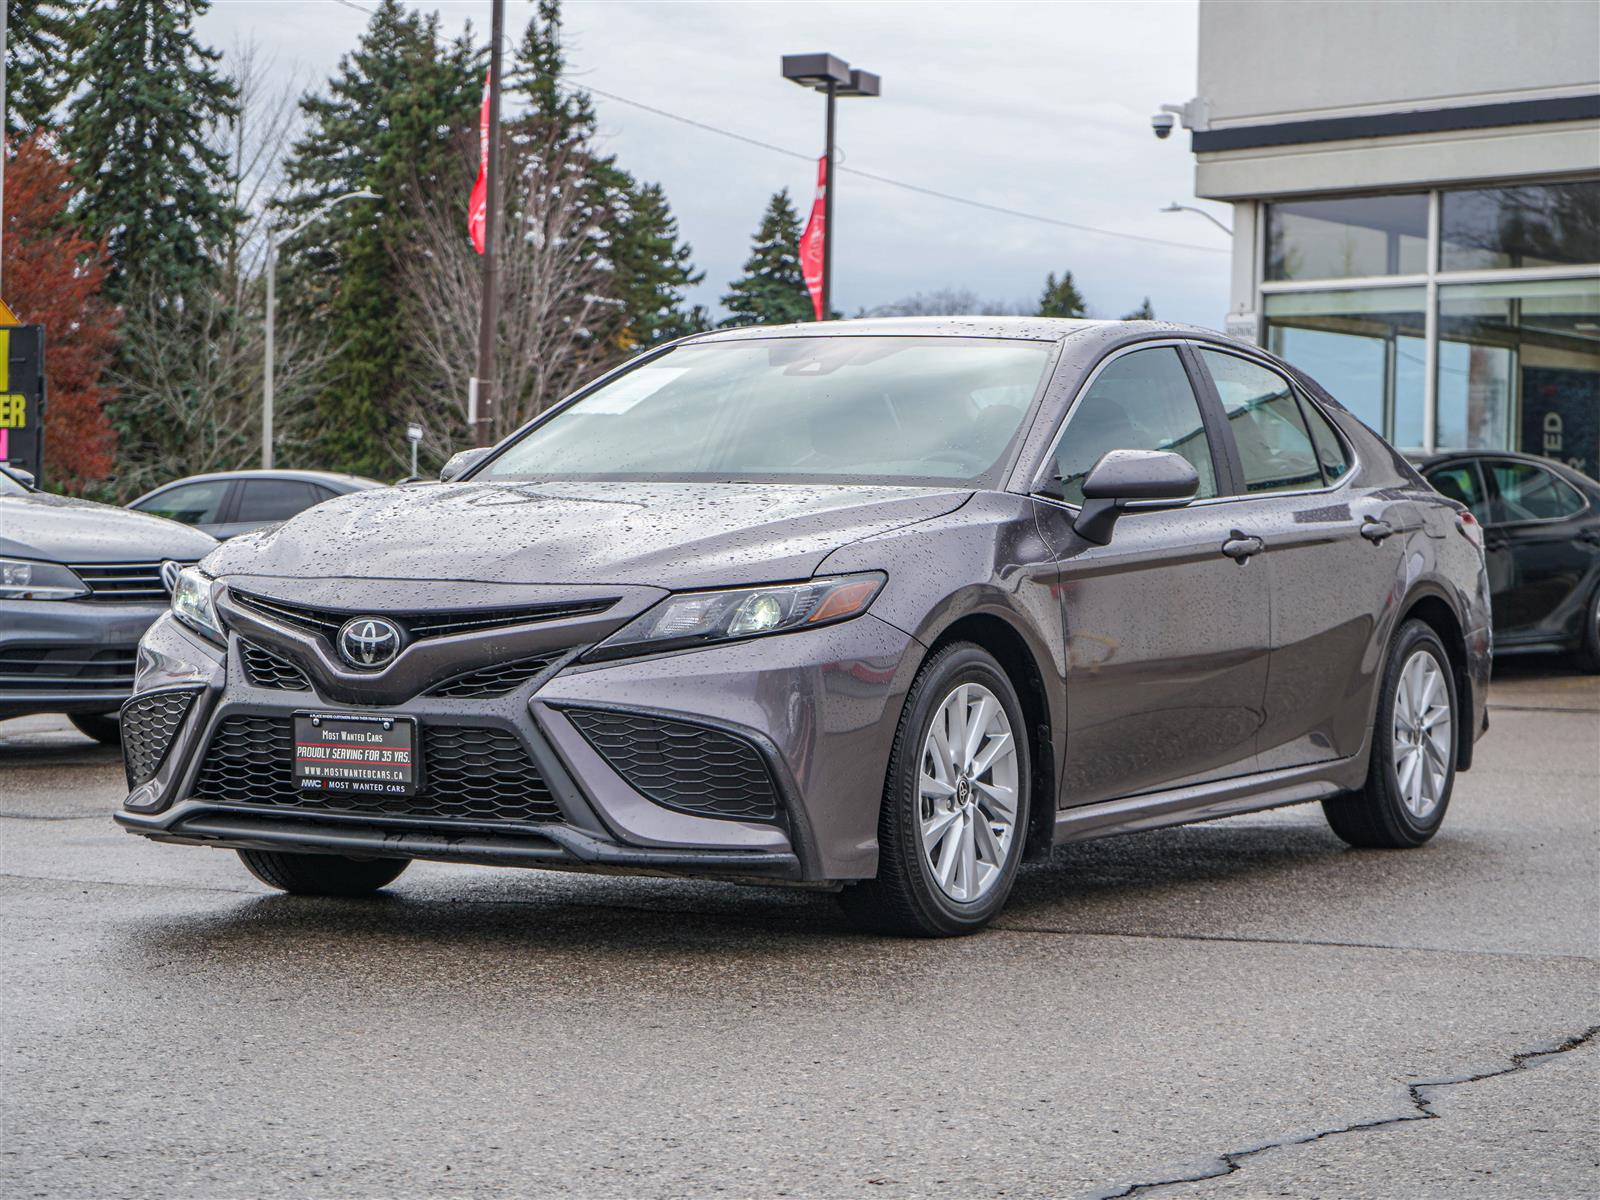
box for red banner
[467,68,491,254]
[798,155,827,320]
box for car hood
[203,480,973,588]
[0,492,218,563]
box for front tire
[839,643,1031,937]
[237,849,410,896]
[69,712,121,746]
[1323,619,1457,848]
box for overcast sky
[198,0,1231,325]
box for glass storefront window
[1440,181,1600,272]
[1264,287,1427,445]
[1437,278,1600,473]
[1265,195,1428,281]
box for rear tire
[69,712,121,746]
[237,848,410,896]
[1575,587,1600,674]
[1323,619,1457,848]
[839,643,1031,937]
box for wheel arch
[1397,587,1475,771]
[923,612,1059,862]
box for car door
[1190,346,1413,771]
[1478,458,1596,644]
[1032,343,1271,805]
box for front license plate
[293,712,418,796]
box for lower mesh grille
[238,641,311,690]
[567,709,779,822]
[122,690,197,787]
[192,715,561,824]
[424,656,553,698]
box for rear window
[1302,400,1351,482]
[236,479,319,523]
[1200,350,1323,494]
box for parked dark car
[0,465,216,743]
[1418,451,1600,671]
[128,469,383,539]
[116,319,1491,935]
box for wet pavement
[2,659,1596,1198]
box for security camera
[1151,112,1176,139]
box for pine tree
[1122,297,1156,320]
[609,181,706,348]
[1037,270,1088,319]
[276,0,481,476]
[5,0,84,137]
[61,0,238,300]
[722,190,813,327]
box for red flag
[467,68,492,254]
[798,155,827,320]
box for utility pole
[821,77,836,320]
[471,0,505,446]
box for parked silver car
[0,466,216,743]
[128,469,382,539]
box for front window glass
[133,480,229,525]
[481,337,1053,485]
[1437,277,1600,467]
[1265,287,1427,446]
[1426,463,1490,523]
[1200,350,1323,493]
[1486,460,1586,523]
[1266,195,1428,281]
[1047,347,1217,506]
[1440,181,1600,271]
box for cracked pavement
[2,661,1596,1198]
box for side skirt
[1053,756,1367,845]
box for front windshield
[480,336,1053,485]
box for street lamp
[262,189,380,469]
[781,53,880,320]
[1160,201,1233,237]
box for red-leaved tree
[2,133,119,492]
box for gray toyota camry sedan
[117,318,1492,936]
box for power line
[323,0,1226,255]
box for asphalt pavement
[2,660,1596,1199]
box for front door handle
[1361,517,1396,543]
[1221,533,1264,562]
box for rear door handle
[1361,517,1396,543]
[1221,533,1264,562]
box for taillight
[1456,509,1484,552]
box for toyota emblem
[337,616,403,668]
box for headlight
[586,573,886,662]
[0,556,88,600]
[170,565,223,642]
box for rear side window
[1426,463,1490,523]
[235,479,318,523]
[1301,399,1351,482]
[1200,350,1322,494]
[134,480,229,525]
[1048,347,1218,506]
[1485,460,1586,523]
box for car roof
[140,469,384,492]
[684,316,1214,345]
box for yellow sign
[0,300,20,326]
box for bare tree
[400,122,617,456]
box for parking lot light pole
[263,190,380,469]
[781,54,880,320]
[1160,201,1233,237]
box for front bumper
[117,602,919,884]
[0,597,166,718]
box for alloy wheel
[917,681,1020,903]
[1391,649,1453,820]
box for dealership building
[1172,0,1599,475]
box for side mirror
[439,446,491,483]
[2,466,36,489]
[1073,449,1198,545]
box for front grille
[192,715,561,824]
[71,561,190,603]
[230,591,615,642]
[0,646,138,690]
[567,709,780,822]
[121,690,197,787]
[238,640,311,691]
[424,656,554,698]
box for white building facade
[1183,0,1599,475]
